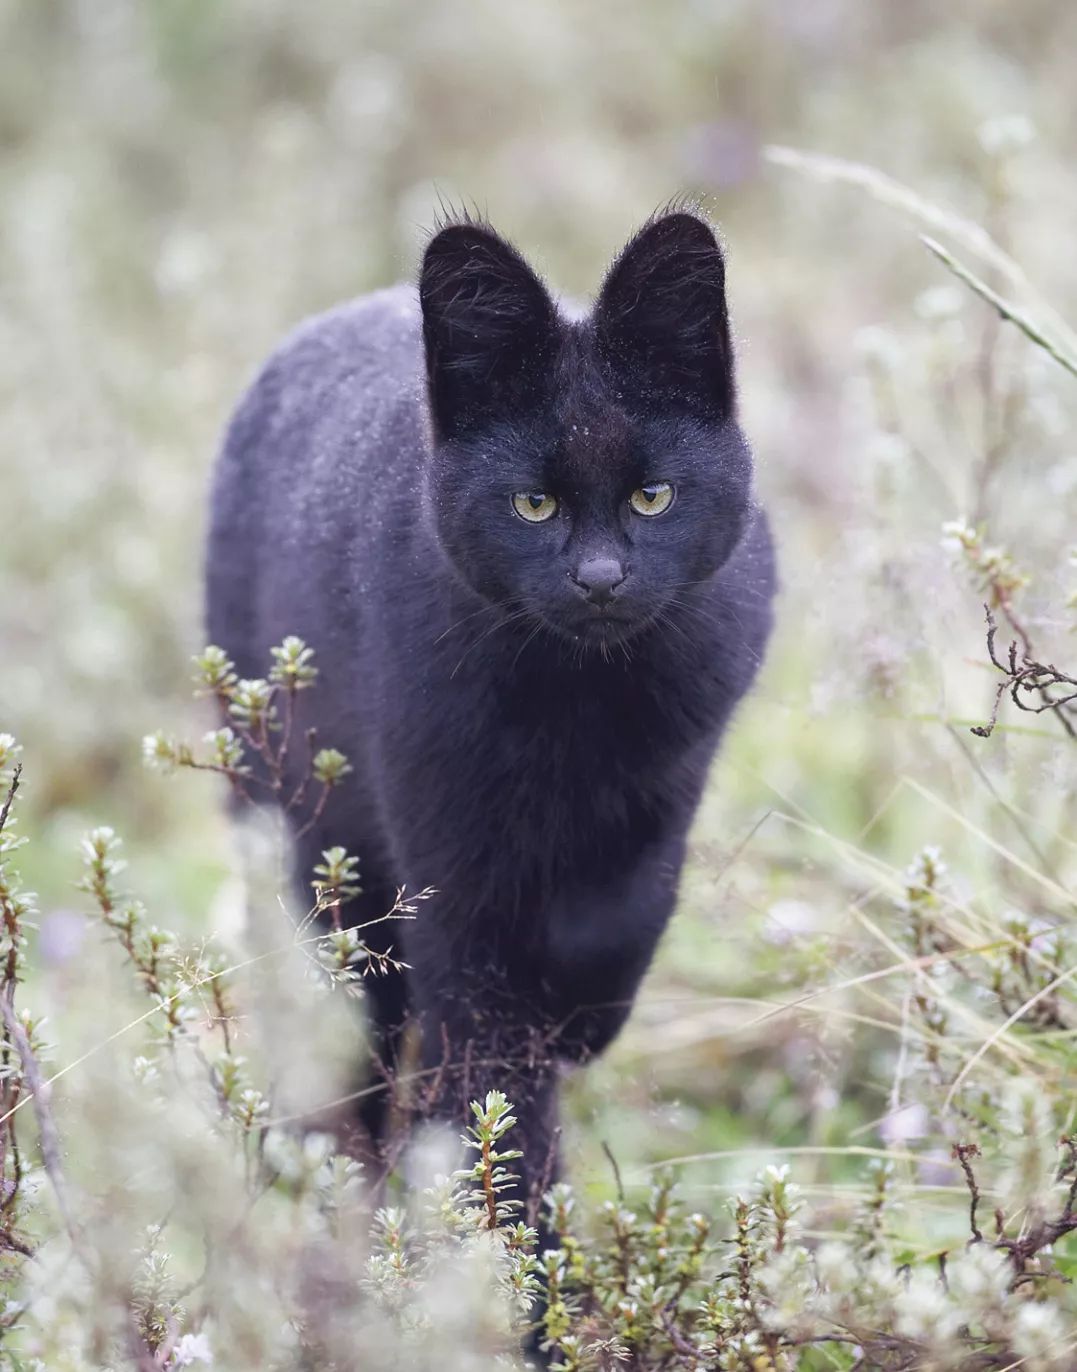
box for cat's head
[418,209,754,650]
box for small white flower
[132,1055,160,1086]
[814,1241,859,1292]
[854,325,903,368]
[978,114,1036,156]
[941,517,976,556]
[0,733,19,769]
[945,1243,1010,1306]
[1012,1302,1069,1371]
[764,899,819,945]
[915,285,964,321]
[171,1331,213,1366]
[142,731,178,774]
[998,1079,1061,1224]
[156,229,218,295]
[879,1102,928,1147]
[893,1267,960,1344]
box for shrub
[2,613,1077,1368]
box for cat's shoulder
[723,503,776,592]
[264,283,421,380]
[221,284,423,452]
[707,502,777,676]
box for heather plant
[943,506,1076,742]
[2,629,1077,1367]
[3,7,1077,1368]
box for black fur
[206,210,776,1221]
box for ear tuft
[420,221,556,440]
[595,211,734,418]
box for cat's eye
[512,492,558,523]
[629,481,674,517]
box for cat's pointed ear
[420,222,557,440]
[595,212,734,418]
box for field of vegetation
[2,1,1076,1366]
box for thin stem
[922,235,1077,383]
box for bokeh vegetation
[2,0,1077,1365]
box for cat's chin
[548,609,656,654]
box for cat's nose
[572,556,627,607]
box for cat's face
[419,212,753,649]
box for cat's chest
[372,629,712,910]
[414,650,690,829]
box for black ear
[594,212,734,418]
[419,222,557,440]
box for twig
[1058,1136,1077,1220]
[0,995,80,1248]
[0,763,20,838]
[952,1142,983,1243]
[0,762,18,834]
[601,1139,626,1204]
[971,605,1077,740]
[479,1130,499,1230]
[0,764,26,1224]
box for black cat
[206,208,775,1221]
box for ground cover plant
[2,574,1076,1366]
[2,2,1077,1367]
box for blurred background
[3,0,1076,1209]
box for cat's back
[206,284,427,672]
[211,283,424,511]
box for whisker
[434,596,520,646]
[509,619,545,673]
[656,608,700,654]
[449,607,533,679]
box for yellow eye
[512,492,558,523]
[629,481,674,516]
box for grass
[2,1,1077,1366]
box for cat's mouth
[566,606,647,648]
